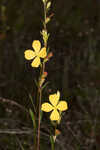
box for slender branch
[0,97,27,112]
[0,129,32,135]
[0,128,49,137]
[36,1,49,150]
[37,89,42,150]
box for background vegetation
[0,0,100,149]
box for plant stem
[44,2,46,30]
[36,1,48,150]
[50,135,55,150]
[44,1,47,48]
[37,87,42,150]
[51,142,55,150]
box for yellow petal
[31,57,40,67]
[50,109,60,121]
[38,47,47,58]
[32,40,41,52]
[41,103,53,112]
[57,91,60,100]
[49,91,60,107]
[57,101,68,111]
[24,50,36,60]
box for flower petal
[41,103,53,112]
[38,47,47,58]
[57,91,60,100]
[24,50,36,60]
[32,40,41,52]
[31,57,40,67]
[57,101,68,111]
[49,91,60,107]
[50,109,60,121]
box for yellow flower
[24,40,47,67]
[41,91,68,121]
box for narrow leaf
[29,108,36,129]
[41,81,49,90]
[29,94,36,113]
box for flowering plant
[24,0,69,150]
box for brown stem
[36,1,47,150]
[37,88,42,150]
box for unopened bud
[47,52,53,58]
[53,136,56,142]
[42,0,48,3]
[47,1,51,9]
[45,17,50,24]
[43,71,48,77]
[55,129,61,136]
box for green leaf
[41,81,49,90]
[29,94,36,113]
[29,108,36,129]
[34,78,38,87]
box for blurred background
[0,0,100,149]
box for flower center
[53,106,57,110]
[35,51,39,56]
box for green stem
[50,135,55,150]
[51,142,55,150]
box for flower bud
[47,1,51,9]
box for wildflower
[41,91,68,121]
[24,40,47,67]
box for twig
[0,97,27,112]
[0,128,49,139]
[0,129,32,134]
